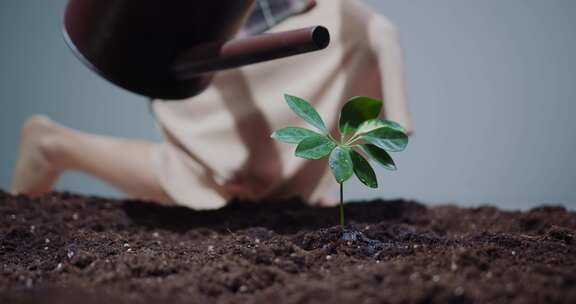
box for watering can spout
[63,0,331,100]
[173,26,330,80]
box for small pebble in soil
[506,283,515,292]
[207,245,215,252]
[409,273,419,281]
[10,214,16,220]
[486,272,493,279]
[511,250,516,256]
[152,232,160,238]
[451,262,458,271]
[239,286,248,293]
[67,251,74,259]
[127,248,133,253]
[44,247,49,251]
[255,238,260,244]
[45,238,50,244]
[29,225,35,233]
[123,243,130,248]
[454,287,464,296]
[72,213,79,220]
[326,255,332,260]
[432,275,440,283]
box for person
[11,0,412,210]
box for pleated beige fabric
[151,0,412,210]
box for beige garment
[151,0,412,210]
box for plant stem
[328,133,337,143]
[339,182,345,229]
[344,136,357,146]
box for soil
[1,190,575,304]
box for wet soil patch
[1,191,575,303]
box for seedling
[271,95,409,228]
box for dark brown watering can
[63,0,330,100]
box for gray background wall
[1,0,575,209]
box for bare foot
[11,115,67,196]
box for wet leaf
[361,127,408,152]
[295,135,336,160]
[359,144,396,171]
[271,127,321,144]
[351,150,378,188]
[285,94,328,133]
[339,96,382,135]
[329,146,353,183]
[353,119,406,138]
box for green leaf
[295,135,336,160]
[285,94,328,133]
[271,127,321,144]
[361,127,408,152]
[339,96,382,135]
[350,150,378,188]
[380,119,405,132]
[329,146,353,183]
[354,119,406,138]
[359,144,396,171]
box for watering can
[63,0,330,100]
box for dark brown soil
[1,190,575,304]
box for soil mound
[1,191,575,303]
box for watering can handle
[172,26,330,80]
